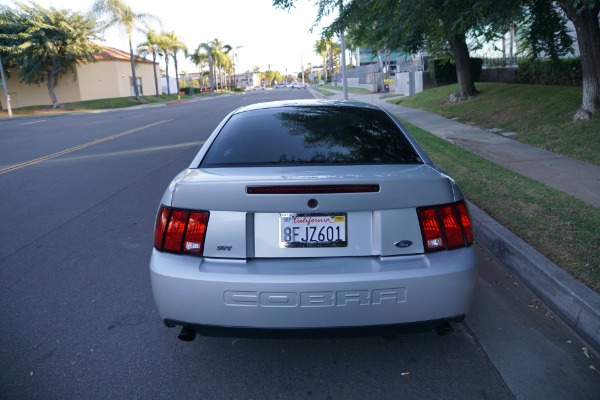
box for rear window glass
[200,105,422,167]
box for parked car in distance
[151,100,477,341]
[290,82,307,89]
[274,84,288,89]
[251,86,265,91]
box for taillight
[417,201,473,252]
[154,205,209,255]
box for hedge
[518,58,582,86]
[428,57,483,86]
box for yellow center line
[0,119,172,175]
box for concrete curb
[468,201,600,355]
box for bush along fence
[428,58,483,87]
[426,57,581,87]
[518,58,582,86]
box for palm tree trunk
[174,56,180,93]
[152,52,159,97]
[165,54,171,95]
[128,35,140,100]
[208,53,214,96]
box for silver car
[151,100,477,340]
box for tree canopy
[275,0,599,118]
[93,0,159,99]
[1,2,102,108]
[136,29,163,97]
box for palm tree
[194,39,231,94]
[157,33,173,95]
[93,0,159,100]
[136,29,163,97]
[162,31,187,94]
[230,46,243,89]
[188,47,209,89]
[315,38,329,82]
[195,41,215,95]
[213,40,232,91]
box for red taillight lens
[154,206,209,255]
[438,205,464,249]
[417,207,445,251]
[456,202,474,245]
[183,211,209,254]
[417,201,473,252]
[154,206,171,250]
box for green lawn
[392,83,600,165]
[317,82,370,96]
[2,93,216,116]
[403,121,600,292]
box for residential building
[1,46,160,110]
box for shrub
[428,58,483,86]
[518,58,582,86]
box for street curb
[468,201,600,355]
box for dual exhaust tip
[178,326,197,341]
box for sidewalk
[311,88,600,354]
[348,91,600,207]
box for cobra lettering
[224,288,407,307]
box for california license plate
[279,213,347,248]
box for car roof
[232,99,383,114]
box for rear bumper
[165,316,466,338]
[150,248,477,331]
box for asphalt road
[1,89,598,399]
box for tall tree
[162,30,186,94]
[136,29,163,97]
[231,46,243,88]
[519,0,574,60]
[210,39,232,91]
[314,38,330,82]
[195,41,216,94]
[195,39,231,93]
[157,32,173,95]
[93,0,159,100]
[188,46,209,88]
[2,3,102,108]
[195,42,215,96]
[555,0,600,120]
[277,0,521,100]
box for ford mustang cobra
[150,100,477,340]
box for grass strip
[392,83,600,166]
[320,83,371,93]
[3,93,216,116]
[402,120,600,292]
[316,88,336,96]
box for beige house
[1,46,160,110]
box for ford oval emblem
[394,240,413,248]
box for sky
[2,0,335,75]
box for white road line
[19,120,46,125]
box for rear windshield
[200,105,422,167]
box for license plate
[279,213,347,248]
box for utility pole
[339,1,348,100]
[340,30,348,100]
[0,54,13,118]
